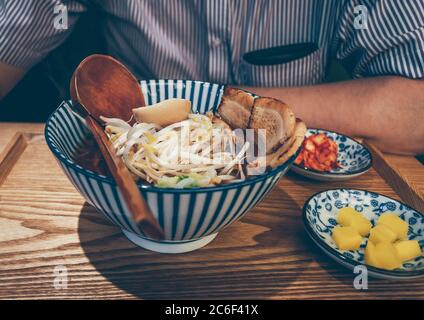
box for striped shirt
[1,0,424,87]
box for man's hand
[0,61,26,100]
[244,76,424,155]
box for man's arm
[244,76,424,155]
[0,61,26,100]
[0,1,86,100]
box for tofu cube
[332,226,363,251]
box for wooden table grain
[0,123,423,300]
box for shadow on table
[77,188,308,299]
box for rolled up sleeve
[0,0,85,69]
[335,0,424,79]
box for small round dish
[303,188,424,280]
[291,128,373,181]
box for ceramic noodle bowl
[45,80,298,253]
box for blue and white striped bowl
[45,80,297,253]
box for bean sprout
[103,112,249,188]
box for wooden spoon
[70,54,164,240]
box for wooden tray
[0,130,423,299]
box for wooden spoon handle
[86,116,164,240]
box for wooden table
[0,123,423,299]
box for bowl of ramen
[45,80,306,253]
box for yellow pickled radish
[369,225,397,244]
[337,207,359,225]
[394,240,422,262]
[332,226,363,251]
[372,242,402,270]
[377,213,408,240]
[332,207,418,271]
[365,241,380,268]
[350,215,372,237]
[337,207,371,236]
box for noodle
[103,112,249,188]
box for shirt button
[240,64,249,83]
[211,37,221,48]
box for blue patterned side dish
[303,189,424,276]
[295,129,372,175]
